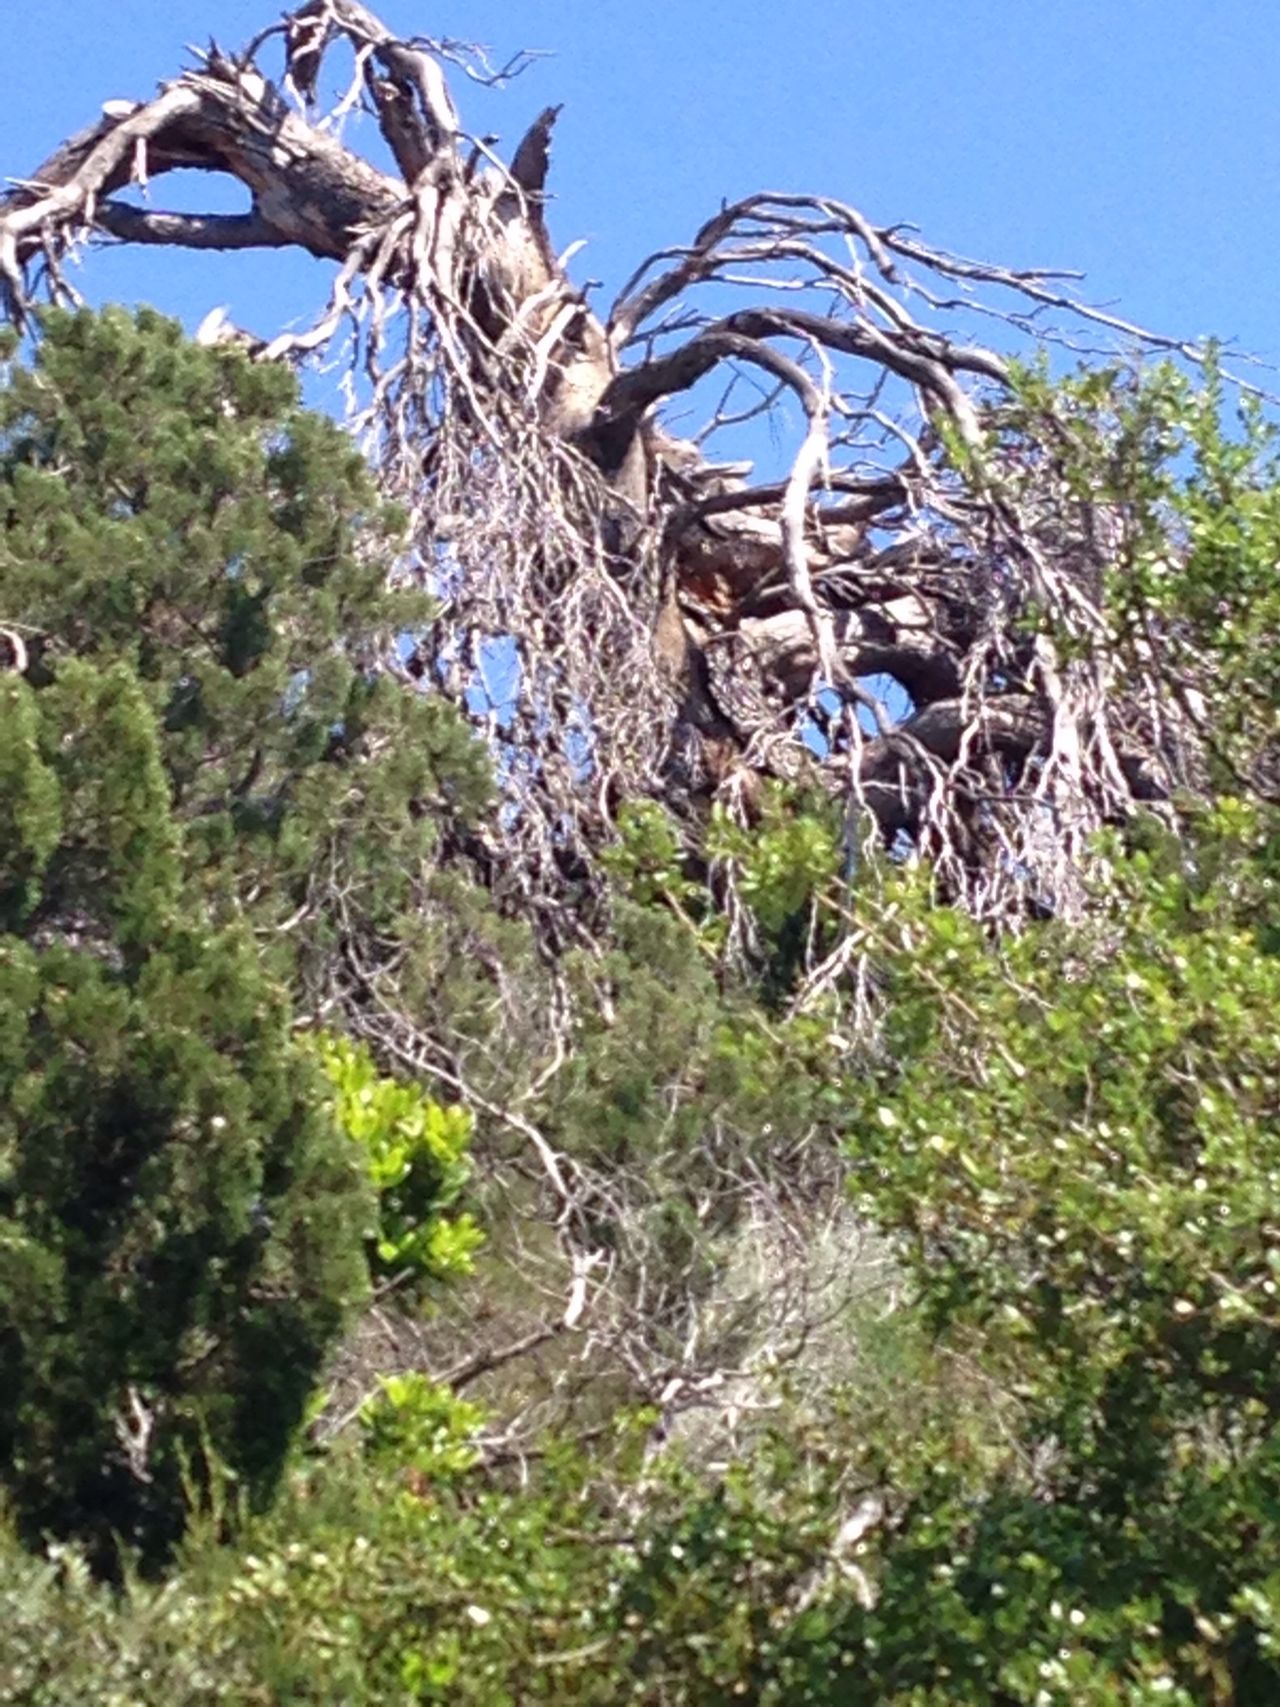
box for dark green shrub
[0,662,369,1568]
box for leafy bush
[827,804,1280,1701]
[318,1037,483,1289]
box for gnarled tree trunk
[1,0,1205,928]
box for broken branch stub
[0,3,1213,930]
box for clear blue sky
[2,1,1277,372]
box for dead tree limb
[0,3,1215,932]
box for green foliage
[0,664,369,1569]
[565,789,852,1319]
[0,306,505,1577]
[318,1037,482,1288]
[12,309,1280,1702]
[1005,351,1280,791]
[824,801,1280,1700]
[360,1373,485,1477]
[603,799,709,917]
[0,306,491,983]
[13,802,1280,1693]
[0,1351,998,1706]
[0,675,60,923]
[707,788,843,940]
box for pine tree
[0,307,490,1001]
[0,308,498,1567]
[0,659,369,1566]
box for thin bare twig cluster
[0,0,1214,935]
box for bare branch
[510,105,562,200]
[96,203,292,250]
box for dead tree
[0,0,1220,940]
[4,1,1248,1446]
